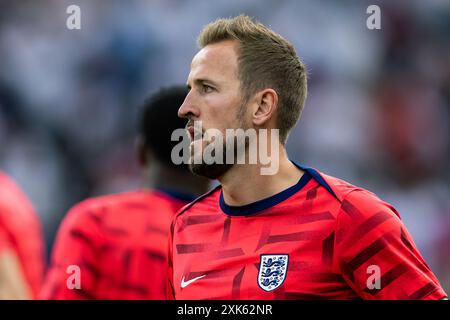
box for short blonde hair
[198,15,308,143]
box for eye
[202,84,214,93]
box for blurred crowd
[0,0,449,292]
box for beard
[188,106,249,180]
[188,141,235,179]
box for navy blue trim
[220,171,312,216]
[291,162,339,200]
[156,188,199,203]
[174,162,338,218]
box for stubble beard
[188,105,249,180]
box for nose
[178,90,199,120]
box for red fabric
[41,190,187,299]
[0,171,46,299]
[168,170,447,300]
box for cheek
[204,96,241,129]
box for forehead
[188,40,239,84]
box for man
[167,15,447,300]
[0,172,45,299]
[40,86,210,299]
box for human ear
[252,88,278,126]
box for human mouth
[186,125,203,142]
[187,126,195,141]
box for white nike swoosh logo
[181,274,206,288]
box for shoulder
[0,172,22,203]
[332,187,405,252]
[0,171,11,187]
[0,172,37,220]
[312,169,367,202]
[0,172,26,200]
[312,168,400,217]
[339,188,400,220]
[61,191,146,230]
[301,168,402,236]
[0,171,15,188]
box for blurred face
[178,40,250,179]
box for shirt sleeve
[40,202,104,300]
[335,189,447,300]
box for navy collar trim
[292,162,338,200]
[220,170,312,216]
[219,162,339,217]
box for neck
[219,146,303,206]
[143,163,210,197]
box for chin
[188,162,234,180]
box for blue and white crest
[258,254,289,292]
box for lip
[187,126,195,141]
[187,126,203,141]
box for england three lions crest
[258,254,289,292]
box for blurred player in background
[168,16,447,300]
[0,172,45,299]
[40,86,210,299]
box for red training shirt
[168,164,447,300]
[41,189,192,299]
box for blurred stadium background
[0,0,449,293]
